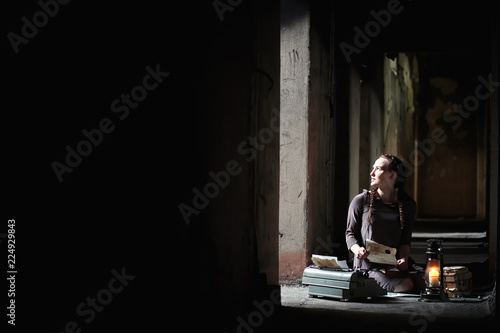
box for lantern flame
[425,258,441,288]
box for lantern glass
[419,239,448,302]
[424,258,441,288]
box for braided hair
[367,154,407,229]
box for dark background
[3,0,499,332]
[3,1,231,331]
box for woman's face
[370,158,396,189]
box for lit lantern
[419,239,449,302]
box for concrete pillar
[279,0,311,281]
[348,64,361,201]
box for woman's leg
[394,277,413,293]
[368,270,408,292]
[411,271,426,292]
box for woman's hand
[355,247,370,260]
[350,244,369,260]
[396,258,408,271]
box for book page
[311,254,349,270]
[365,239,398,265]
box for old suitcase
[302,266,387,300]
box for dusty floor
[273,284,497,333]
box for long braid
[367,187,377,226]
[394,158,405,230]
[398,192,404,230]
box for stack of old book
[444,266,472,297]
